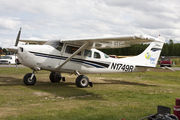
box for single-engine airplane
[7,28,173,88]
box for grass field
[0,67,180,120]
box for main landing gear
[49,72,62,82]
[76,75,89,88]
[23,70,93,88]
[75,71,93,88]
[49,72,66,82]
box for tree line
[0,39,179,56]
[101,39,180,56]
[0,47,8,54]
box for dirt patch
[33,92,51,96]
[0,108,18,117]
[68,95,92,99]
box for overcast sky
[0,0,180,48]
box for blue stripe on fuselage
[29,51,109,68]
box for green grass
[0,67,180,120]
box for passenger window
[94,52,101,59]
[84,50,92,57]
[56,42,63,51]
[65,46,81,55]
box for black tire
[23,73,36,85]
[76,75,89,88]
[49,72,61,82]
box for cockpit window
[43,40,60,48]
[84,49,92,57]
[94,52,101,59]
[43,40,63,51]
[56,43,63,51]
[65,45,81,55]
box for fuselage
[17,40,136,74]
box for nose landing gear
[23,70,37,85]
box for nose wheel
[23,73,36,85]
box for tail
[123,36,165,67]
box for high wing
[19,40,47,45]
[19,34,163,48]
[60,34,164,49]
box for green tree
[0,47,2,54]
[161,43,168,56]
[2,48,7,54]
[168,39,174,56]
[173,43,180,56]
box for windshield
[1,56,12,59]
[43,40,60,48]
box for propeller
[15,28,21,46]
[15,28,22,70]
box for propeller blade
[15,28,22,46]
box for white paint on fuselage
[17,44,136,74]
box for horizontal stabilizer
[6,47,18,52]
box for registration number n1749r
[111,63,134,72]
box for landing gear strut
[23,70,36,85]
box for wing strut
[55,42,89,70]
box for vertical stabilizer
[122,36,165,67]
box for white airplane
[7,28,173,88]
